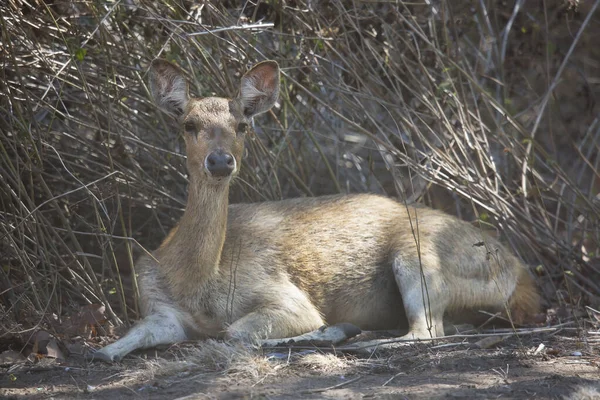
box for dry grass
[565,384,600,400]
[295,352,351,373]
[118,340,278,385]
[110,342,369,391]
[116,341,359,389]
[1,0,599,342]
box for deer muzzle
[205,150,236,178]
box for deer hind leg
[393,254,447,340]
[260,323,362,348]
[86,306,188,363]
[226,282,326,343]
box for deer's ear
[239,61,279,118]
[149,59,189,116]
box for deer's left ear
[238,61,280,118]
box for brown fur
[88,59,541,362]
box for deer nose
[205,150,235,177]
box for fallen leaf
[30,330,67,360]
[45,337,66,360]
[31,330,51,355]
[63,304,108,338]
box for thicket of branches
[1,0,599,335]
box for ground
[2,329,599,400]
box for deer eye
[237,122,249,134]
[184,121,196,134]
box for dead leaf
[30,330,67,360]
[45,337,66,360]
[63,304,108,338]
[31,330,51,354]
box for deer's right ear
[149,59,189,117]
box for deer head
[148,59,280,183]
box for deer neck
[159,178,230,292]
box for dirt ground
[2,329,599,400]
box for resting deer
[87,59,540,362]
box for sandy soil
[2,331,599,400]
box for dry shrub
[1,0,599,338]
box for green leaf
[75,48,87,61]
[316,39,324,51]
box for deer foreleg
[86,307,187,363]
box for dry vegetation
[1,0,599,395]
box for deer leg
[226,282,361,347]
[341,256,449,354]
[86,307,187,363]
[260,323,362,348]
[226,282,327,343]
[392,254,447,340]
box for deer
[86,59,540,363]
